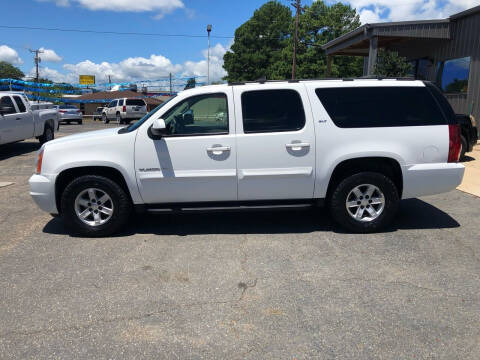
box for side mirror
[0,105,14,115]
[149,118,167,139]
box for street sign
[79,75,95,85]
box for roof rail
[227,76,417,86]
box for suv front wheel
[60,175,131,237]
[329,172,399,233]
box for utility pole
[207,24,212,85]
[291,0,304,80]
[29,48,44,102]
[108,75,112,90]
[169,73,172,95]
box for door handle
[16,117,22,120]
[286,142,310,151]
[207,146,231,155]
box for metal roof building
[322,5,480,125]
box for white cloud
[0,45,23,65]
[38,0,185,18]
[30,42,229,85]
[39,47,63,62]
[343,0,480,23]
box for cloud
[38,0,185,18]
[31,42,229,85]
[39,47,63,62]
[0,45,23,65]
[343,0,480,23]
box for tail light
[59,110,66,113]
[448,124,461,163]
[36,148,44,174]
[122,105,126,112]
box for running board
[135,200,323,214]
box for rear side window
[126,99,146,106]
[13,96,26,112]
[241,89,305,133]
[0,96,17,114]
[316,87,446,128]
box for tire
[102,113,109,124]
[78,120,83,125]
[60,175,132,237]
[460,135,467,161]
[329,172,399,233]
[39,124,54,145]
[116,112,122,124]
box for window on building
[315,87,446,128]
[436,57,471,93]
[162,93,228,136]
[241,89,305,133]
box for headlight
[36,148,44,174]
[470,114,476,127]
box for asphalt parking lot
[1,121,480,359]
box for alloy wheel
[74,188,114,227]
[345,184,385,222]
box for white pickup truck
[29,79,465,236]
[0,92,59,145]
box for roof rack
[227,76,416,86]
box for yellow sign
[79,75,95,85]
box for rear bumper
[29,174,58,214]
[402,163,465,199]
[60,114,82,121]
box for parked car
[455,113,478,160]
[93,106,105,121]
[0,92,58,145]
[54,105,83,125]
[102,98,147,124]
[30,79,465,237]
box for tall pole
[169,72,172,95]
[29,48,44,102]
[207,24,212,85]
[291,0,302,80]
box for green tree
[223,1,363,81]
[223,1,292,82]
[184,77,196,89]
[0,61,25,80]
[374,49,412,77]
[292,1,362,78]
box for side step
[135,199,324,214]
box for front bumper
[402,163,465,199]
[29,174,58,214]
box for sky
[0,0,478,87]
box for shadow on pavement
[0,142,40,161]
[43,198,459,238]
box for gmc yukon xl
[29,79,465,236]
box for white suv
[29,79,465,236]
[102,98,147,124]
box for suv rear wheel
[116,112,122,124]
[329,172,399,233]
[60,175,131,237]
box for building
[72,90,168,115]
[322,5,480,126]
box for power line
[0,25,233,39]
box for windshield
[60,105,77,109]
[125,95,176,132]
